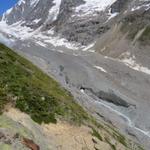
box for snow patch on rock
[18,0,26,6]
[121,52,150,75]
[0,33,15,47]
[47,0,62,22]
[33,19,41,24]
[131,0,150,11]
[75,0,117,17]
[94,66,107,73]
[34,32,84,50]
[30,0,39,7]
[0,20,34,40]
[0,19,95,51]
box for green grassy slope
[0,43,145,150]
[0,43,88,124]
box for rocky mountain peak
[0,0,149,48]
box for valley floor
[11,40,150,149]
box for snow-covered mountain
[1,0,149,50]
[0,0,116,49]
[0,0,143,48]
[0,0,150,149]
[0,0,150,49]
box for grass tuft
[92,128,103,141]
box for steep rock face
[1,0,149,47]
[51,0,117,45]
[95,7,150,66]
[1,0,85,28]
[2,0,55,28]
[0,0,119,47]
[110,0,130,13]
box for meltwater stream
[94,100,150,138]
[81,89,150,138]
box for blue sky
[0,0,18,15]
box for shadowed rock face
[111,0,130,13]
[3,0,54,29]
[80,87,131,107]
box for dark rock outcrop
[22,138,40,150]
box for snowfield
[47,0,62,22]
[75,0,117,16]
